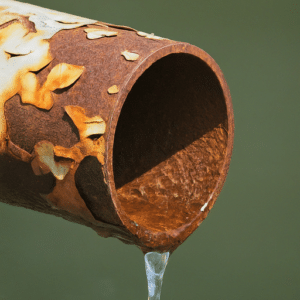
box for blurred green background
[0,0,299,299]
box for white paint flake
[200,202,208,212]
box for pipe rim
[106,42,234,251]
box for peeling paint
[137,31,167,40]
[64,105,106,140]
[20,63,85,110]
[48,105,107,166]
[42,105,107,216]
[0,0,97,154]
[121,50,139,61]
[0,1,110,223]
[31,141,72,180]
[108,85,119,94]
[84,28,118,39]
[31,105,106,182]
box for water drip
[144,251,170,300]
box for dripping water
[144,252,170,300]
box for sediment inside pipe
[113,53,228,232]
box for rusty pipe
[0,0,234,254]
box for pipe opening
[113,53,228,232]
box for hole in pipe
[113,53,228,232]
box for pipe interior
[113,53,228,232]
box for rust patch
[44,166,99,223]
[7,140,32,163]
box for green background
[0,0,299,299]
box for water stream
[144,252,170,300]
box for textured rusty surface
[0,3,234,254]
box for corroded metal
[0,0,234,254]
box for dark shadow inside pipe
[113,53,228,232]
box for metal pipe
[0,0,234,254]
